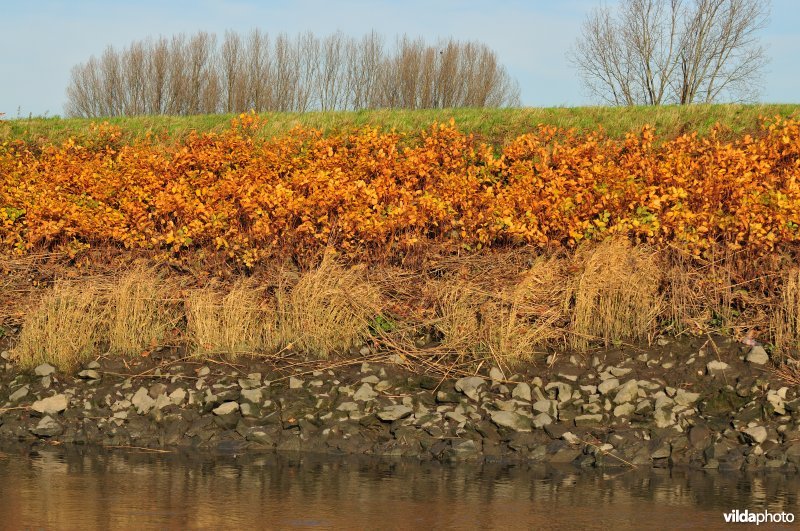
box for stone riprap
[0,339,799,471]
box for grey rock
[455,376,486,401]
[169,388,187,405]
[688,425,711,449]
[239,388,263,404]
[613,403,635,417]
[240,402,260,417]
[767,393,786,415]
[549,445,582,463]
[597,378,620,395]
[336,401,359,412]
[556,367,582,382]
[353,383,378,401]
[543,423,567,440]
[489,367,505,381]
[562,432,581,445]
[153,394,171,410]
[78,369,100,379]
[613,380,639,404]
[446,411,468,424]
[654,393,674,410]
[511,383,532,401]
[377,405,413,422]
[451,439,480,457]
[148,383,167,398]
[436,390,460,404]
[745,346,769,365]
[238,377,261,390]
[31,416,63,437]
[545,382,573,403]
[246,427,279,446]
[651,442,671,459]
[636,399,653,415]
[608,366,633,377]
[533,400,558,417]
[532,413,553,428]
[86,360,101,369]
[9,386,29,403]
[674,389,700,406]
[742,426,768,444]
[490,410,532,432]
[34,363,56,377]
[31,394,68,416]
[131,387,156,414]
[574,414,603,427]
[213,401,240,416]
[786,443,800,465]
[706,360,730,376]
[654,408,675,428]
[289,377,304,389]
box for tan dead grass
[487,256,571,364]
[106,266,180,356]
[773,267,800,357]
[277,254,383,358]
[421,256,570,369]
[12,280,105,370]
[186,280,274,358]
[570,238,663,350]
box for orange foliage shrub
[1,113,799,265]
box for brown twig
[104,445,173,454]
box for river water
[0,445,797,529]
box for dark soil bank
[1,335,799,471]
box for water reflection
[0,444,797,529]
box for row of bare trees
[65,30,520,117]
[570,0,770,105]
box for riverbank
[2,334,799,471]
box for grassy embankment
[2,105,800,376]
[3,104,800,145]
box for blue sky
[1,0,798,116]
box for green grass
[2,104,799,147]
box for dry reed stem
[773,267,800,358]
[570,238,663,351]
[395,255,569,371]
[12,280,106,370]
[772,357,800,386]
[106,266,180,356]
[186,280,274,358]
[277,254,383,358]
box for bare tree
[570,0,770,105]
[65,30,521,117]
[246,29,271,112]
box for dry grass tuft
[487,257,570,364]
[430,280,485,355]
[106,266,179,356]
[772,357,800,386]
[773,267,800,357]
[186,280,274,358]
[424,256,569,368]
[11,280,105,370]
[570,238,663,350]
[278,254,383,358]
